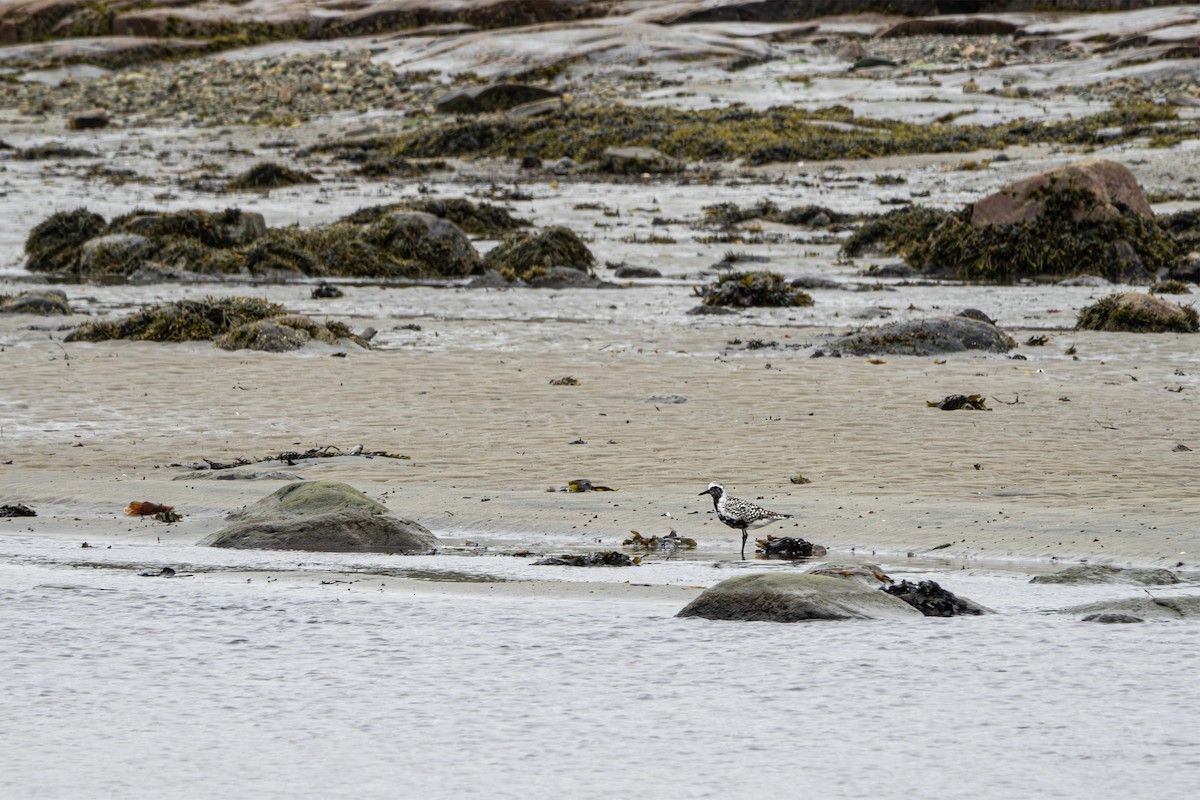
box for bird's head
[699,482,724,499]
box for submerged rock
[1061,596,1200,621]
[1030,565,1180,585]
[677,573,923,622]
[533,552,637,567]
[200,480,440,554]
[817,316,1016,356]
[1076,291,1199,333]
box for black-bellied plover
[698,482,792,560]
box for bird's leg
[741,530,748,560]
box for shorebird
[698,482,792,560]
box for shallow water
[3,537,1200,800]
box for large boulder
[200,480,440,554]
[816,316,1016,356]
[1076,291,1199,333]
[1030,565,1181,585]
[677,572,924,622]
[971,158,1153,227]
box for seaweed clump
[697,270,814,308]
[840,193,1178,284]
[65,296,286,343]
[25,209,107,272]
[229,162,319,191]
[483,226,595,281]
[1075,292,1199,333]
[344,199,529,237]
[20,205,481,280]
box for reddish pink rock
[971,158,1153,228]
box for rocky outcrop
[200,480,441,554]
[1030,565,1181,585]
[815,316,1016,357]
[877,17,1019,38]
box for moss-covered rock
[483,226,595,282]
[215,314,368,352]
[24,209,107,273]
[1076,291,1199,333]
[78,234,155,276]
[697,270,814,308]
[0,288,71,315]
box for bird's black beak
[698,489,710,496]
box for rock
[174,469,302,481]
[971,158,1153,228]
[214,314,367,352]
[598,146,684,175]
[78,233,154,275]
[755,536,828,560]
[1081,613,1144,624]
[435,83,560,115]
[372,211,482,277]
[818,316,1016,357]
[613,265,662,279]
[1057,275,1111,287]
[0,288,70,314]
[533,552,636,567]
[1076,291,1199,333]
[66,108,109,130]
[483,226,595,281]
[116,209,266,248]
[878,17,1019,38]
[526,265,607,288]
[956,308,997,325]
[214,320,308,352]
[882,579,992,616]
[676,573,923,622]
[698,270,814,308]
[0,503,37,517]
[686,304,739,315]
[642,393,686,404]
[790,275,843,290]
[200,480,440,554]
[1061,596,1200,621]
[1030,565,1180,585]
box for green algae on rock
[697,270,814,308]
[1075,291,1199,333]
